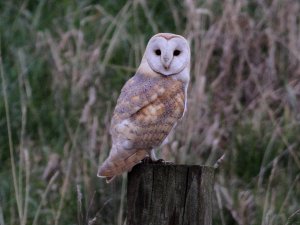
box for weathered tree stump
[127,164,215,225]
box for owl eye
[155,49,161,56]
[173,50,181,56]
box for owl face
[145,33,190,76]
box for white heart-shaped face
[145,34,190,76]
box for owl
[97,33,190,182]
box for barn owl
[97,33,190,182]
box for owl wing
[111,72,185,149]
[110,72,168,130]
[98,72,185,180]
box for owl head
[144,33,190,76]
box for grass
[0,0,300,224]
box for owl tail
[97,147,148,183]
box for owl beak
[162,56,172,70]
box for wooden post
[127,164,215,225]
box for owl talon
[154,159,173,165]
[141,157,173,165]
[141,156,153,164]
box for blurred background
[0,0,300,224]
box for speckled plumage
[97,33,190,182]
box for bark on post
[127,164,215,225]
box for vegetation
[0,0,299,224]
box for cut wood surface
[127,164,215,225]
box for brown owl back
[98,72,185,180]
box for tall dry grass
[0,0,299,224]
